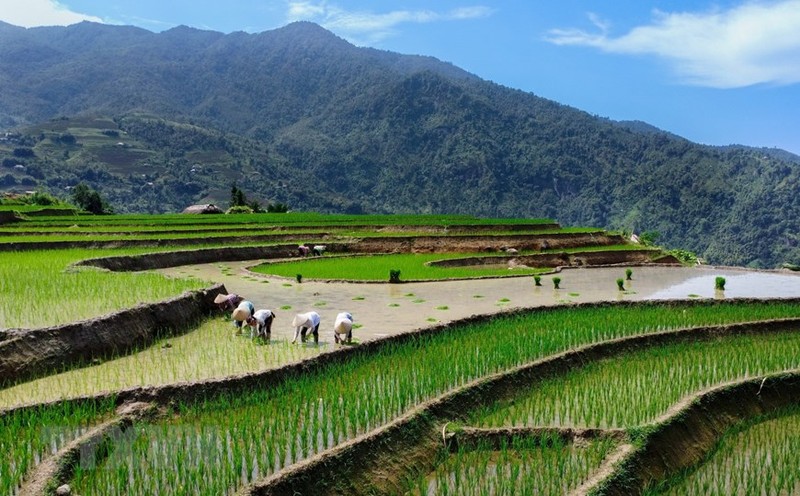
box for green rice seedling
[533,274,542,286]
[0,319,324,408]
[251,253,544,281]
[404,435,616,496]
[412,299,426,304]
[427,318,438,322]
[552,276,561,289]
[649,407,800,495]
[715,277,726,290]
[436,306,449,310]
[617,278,625,291]
[471,330,800,429]
[68,302,800,495]
[352,296,366,301]
[280,305,292,310]
[405,293,416,297]
[0,249,208,328]
[0,398,116,495]
[626,268,633,280]
[389,303,400,307]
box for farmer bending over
[214,293,243,312]
[232,300,255,333]
[247,309,276,340]
[291,311,321,344]
[333,312,354,344]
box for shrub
[225,205,253,214]
[616,278,625,291]
[668,249,699,266]
[715,276,726,290]
[552,276,561,289]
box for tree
[230,184,247,208]
[71,183,112,214]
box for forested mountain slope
[0,21,798,268]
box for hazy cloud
[0,0,103,27]
[286,2,493,43]
[546,1,800,88]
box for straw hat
[334,319,352,335]
[214,294,229,304]
[232,307,250,322]
[292,313,312,328]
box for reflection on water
[649,271,800,300]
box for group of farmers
[213,292,354,344]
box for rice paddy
[404,435,617,496]
[0,249,208,328]
[0,318,325,408]
[0,398,116,495]
[60,303,800,495]
[470,330,800,429]
[254,253,560,281]
[648,406,800,495]
[3,211,800,494]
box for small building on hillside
[182,203,224,214]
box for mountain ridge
[0,21,798,268]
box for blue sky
[2,0,799,155]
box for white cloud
[0,0,103,28]
[546,1,800,88]
[286,1,493,43]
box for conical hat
[214,294,228,304]
[232,307,250,322]
[334,319,352,335]
[292,313,312,328]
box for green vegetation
[0,398,116,495]
[715,276,726,290]
[252,253,547,281]
[650,407,800,495]
[63,302,800,495]
[405,435,616,495]
[0,249,208,328]
[470,331,800,429]
[0,319,325,407]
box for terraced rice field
[3,211,800,494]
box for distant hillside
[0,21,798,268]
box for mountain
[0,21,798,268]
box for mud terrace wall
[429,249,678,269]
[0,283,226,385]
[3,231,623,254]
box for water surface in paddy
[161,264,800,343]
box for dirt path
[160,263,800,344]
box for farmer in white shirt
[333,312,354,344]
[247,309,275,340]
[291,311,321,344]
